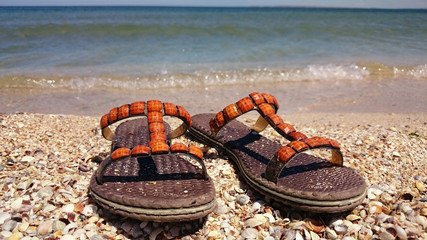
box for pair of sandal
[89,92,367,222]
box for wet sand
[2,78,427,116]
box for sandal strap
[100,100,192,141]
[209,92,279,137]
[265,136,343,183]
[96,143,207,184]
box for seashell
[359,226,373,239]
[72,229,87,239]
[60,234,76,240]
[415,181,425,192]
[369,204,383,214]
[263,212,275,223]
[346,214,361,221]
[2,219,17,231]
[62,204,75,213]
[379,230,395,240]
[37,220,54,235]
[21,156,35,163]
[236,194,250,205]
[52,220,67,232]
[310,231,320,240]
[342,237,355,240]
[83,223,97,231]
[325,227,338,240]
[415,215,427,228]
[17,179,33,190]
[73,201,84,213]
[308,219,325,233]
[82,204,97,217]
[334,224,348,235]
[241,228,258,239]
[394,225,407,240]
[18,222,29,232]
[223,191,235,202]
[245,214,267,227]
[330,219,343,227]
[36,186,54,200]
[11,197,23,210]
[43,204,57,212]
[62,223,78,235]
[0,212,11,224]
[421,207,427,216]
[6,232,23,240]
[214,201,228,215]
[251,202,261,213]
[295,231,304,240]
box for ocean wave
[1,63,425,91]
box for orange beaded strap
[95,143,207,184]
[100,100,192,141]
[264,136,343,183]
[209,92,280,137]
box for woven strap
[96,143,207,184]
[209,92,280,137]
[100,100,192,141]
[265,136,343,183]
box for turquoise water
[0,7,426,114]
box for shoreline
[0,112,426,239]
[2,78,427,116]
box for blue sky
[1,0,426,8]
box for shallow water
[0,7,426,115]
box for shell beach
[0,112,426,240]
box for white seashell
[223,191,235,202]
[334,224,348,235]
[236,194,250,205]
[330,219,343,227]
[245,214,267,227]
[394,225,407,240]
[214,201,228,215]
[342,237,355,240]
[62,204,75,213]
[0,212,11,224]
[295,231,304,240]
[83,223,97,231]
[37,220,54,235]
[60,234,76,240]
[310,231,320,240]
[251,202,261,213]
[11,198,23,210]
[241,228,258,238]
[62,223,78,235]
[263,213,275,223]
[379,231,395,240]
[82,204,97,217]
[326,227,338,240]
[415,215,427,228]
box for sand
[0,112,426,239]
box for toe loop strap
[209,92,279,137]
[264,137,343,183]
[100,100,192,141]
[96,144,207,184]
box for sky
[0,0,426,9]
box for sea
[1,6,426,115]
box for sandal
[189,92,366,213]
[89,100,216,222]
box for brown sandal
[189,92,366,213]
[89,100,216,222]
